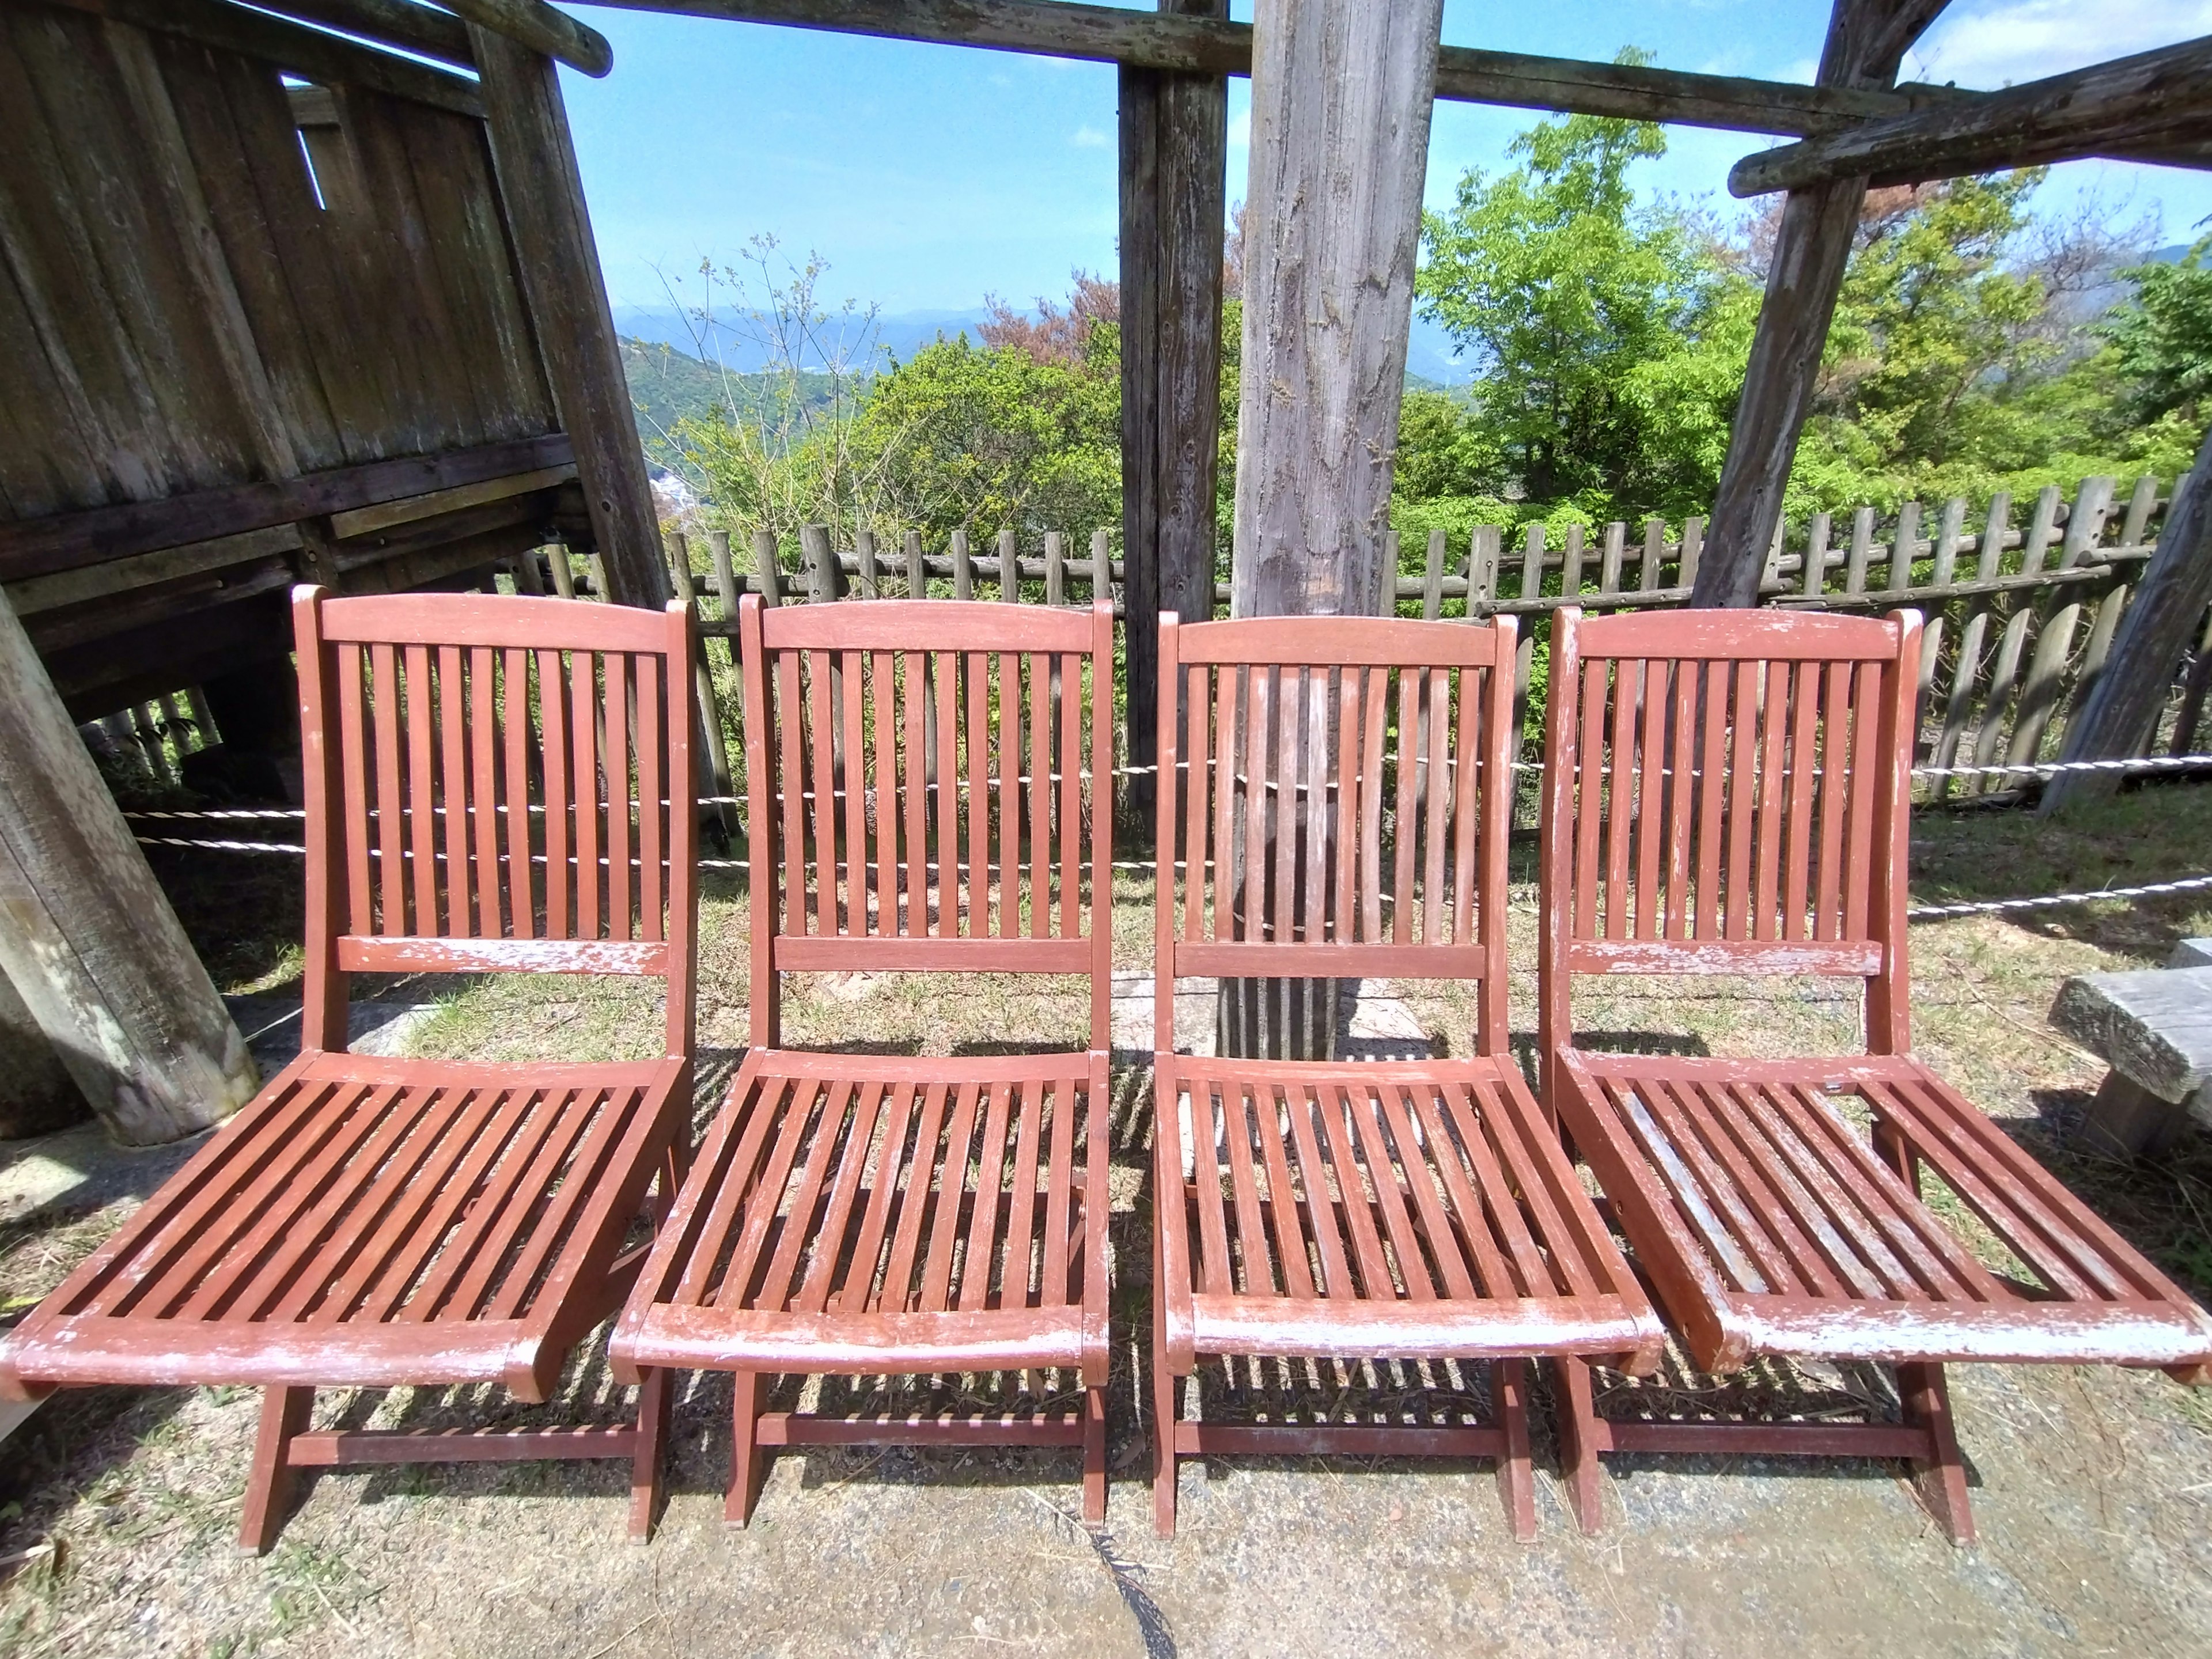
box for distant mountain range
[612,305,993,374]
[612,302,1478,385]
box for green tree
[853,328,1121,549]
[2102,240,2212,428]
[1416,75,1732,510]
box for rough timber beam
[584,0,1956,137]
[1731,35,2212,194]
[248,0,477,69]
[447,0,614,77]
[1693,0,1950,611]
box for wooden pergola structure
[2,0,2209,1134]
[605,0,2212,774]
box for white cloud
[1908,0,2212,88]
[1070,124,1109,149]
[1228,108,1251,149]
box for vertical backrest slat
[1722,660,1758,941]
[1239,668,1264,941]
[840,649,867,936]
[1389,668,1418,945]
[964,652,990,935]
[637,651,663,944]
[902,651,928,934]
[998,651,1021,938]
[1060,650,1082,940]
[934,649,959,931]
[776,650,808,936]
[1301,668,1331,947]
[502,648,533,940]
[604,651,632,943]
[1694,661,1728,940]
[873,652,899,938]
[569,645,601,942]
[1633,660,1666,940]
[1842,658,1883,941]
[338,643,374,938]
[1664,662,1695,940]
[468,647,499,938]
[1812,659,1851,939]
[1331,668,1361,941]
[1358,669,1387,941]
[437,646,471,938]
[1185,661,1213,942]
[1421,668,1450,945]
[1274,668,1300,945]
[1027,653,1049,938]
[1451,662,1479,946]
[1573,657,1604,944]
[538,647,570,938]
[1784,659,1820,941]
[1751,660,1787,941]
[805,650,836,933]
[403,644,438,937]
[1610,668,1645,946]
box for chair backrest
[293,587,696,1058]
[738,596,1115,1051]
[1154,614,1520,1055]
[1539,606,1921,1058]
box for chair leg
[627,1366,671,1544]
[1552,1357,1605,1536]
[1898,1360,1975,1546]
[1082,1382,1108,1524]
[726,1370,763,1527]
[237,1385,313,1556]
[1494,1358,1536,1542]
[1152,1222,1179,1539]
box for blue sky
[561,0,2212,316]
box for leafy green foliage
[1402,96,2205,542]
[1415,84,1732,512]
[851,328,1120,550]
[2102,240,2212,427]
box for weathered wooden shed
[0,0,661,1143]
[0,0,665,717]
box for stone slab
[2050,966,2212,1105]
[2170,938,2212,971]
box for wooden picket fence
[522,471,2211,844]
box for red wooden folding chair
[612,596,1115,1523]
[0,588,696,1550]
[1149,614,1664,1539]
[1539,605,2212,1543]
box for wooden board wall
[0,0,563,709]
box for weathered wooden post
[2044,421,2212,811]
[1222,0,1446,1059]
[468,20,669,611]
[0,966,87,1141]
[0,591,256,1146]
[1122,0,1230,825]
[1692,0,1949,607]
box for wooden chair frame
[0,589,699,1550]
[612,597,1116,1525]
[1539,604,2212,1544]
[1150,614,1664,1539]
